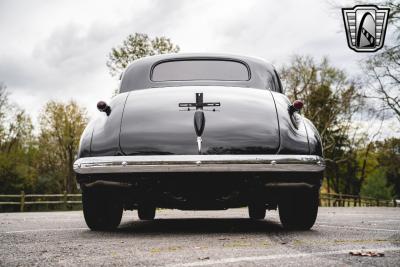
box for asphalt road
[1,207,400,266]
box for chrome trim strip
[73,155,325,174]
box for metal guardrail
[0,191,397,211]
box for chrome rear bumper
[73,155,325,174]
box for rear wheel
[138,205,156,220]
[278,189,319,230]
[248,203,266,220]
[82,189,123,231]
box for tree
[360,169,394,200]
[0,83,8,140]
[0,83,37,194]
[38,101,87,193]
[363,45,400,122]
[380,0,400,38]
[374,138,400,198]
[280,55,363,194]
[106,33,180,77]
[361,1,400,123]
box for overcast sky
[0,0,398,138]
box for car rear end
[73,54,325,231]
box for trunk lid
[119,86,279,155]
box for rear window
[151,60,250,82]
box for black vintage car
[73,53,325,231]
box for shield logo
[342,5,390,52]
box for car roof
[119,53,277,92]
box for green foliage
[38,101,88,193]
[106,33,180,77]
[0,83,88,194]
[361,169,394,200]
[0,83,37,194]
[374,138,400,197]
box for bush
[360,169,394,200]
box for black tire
[278,189,319,230]
[248,203,266,220]
[138,205,156,220]
[82,189,123,231]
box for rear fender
[303,118,323,157]
[270,92,309,155]
[81,93,129,157]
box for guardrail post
[376,198,379,207]
[394,199,397,207]
[63,191,68,210]
[20,191,25,212]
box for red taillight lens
[293,100,303,111]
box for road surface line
[170,246,400,267]
[322,213,400,217]
[368,219,400,223]
[1,227,88,234]
[317,224,400,232]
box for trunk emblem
[179,93,221,154]
[194,110,205,136]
